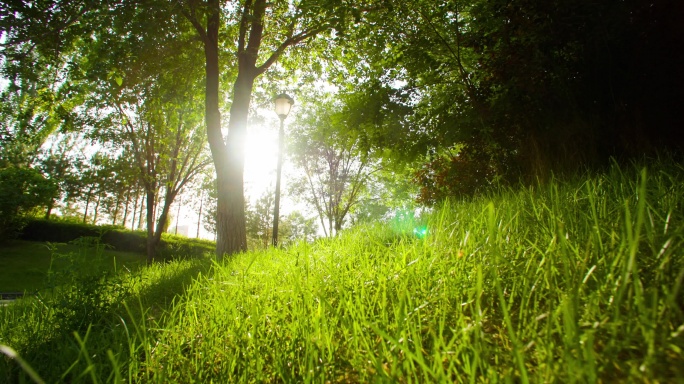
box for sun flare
[244,124,279,198]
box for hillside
[2,158,684,382]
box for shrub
[19,219,214,260]
[0,167,56,241]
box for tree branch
[255,25,329,76]
[238,0,254,53]
[177,0,208,44]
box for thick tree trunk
[201,5,252,257]
[215,72,254,256]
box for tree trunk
[45,199,54,220]
[122,191,131,227]
[112,193,121,225]
[83,189,93,223]
[145,191,156,264]
[131,189,139,230]
[137,195,145,230]
[215,72,254,257]
[201,5,252,257]
[93,194,102,224]
[153,191,176,256]
[196,190,203,238]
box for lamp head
[274,93,294,119]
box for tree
[246,189,318,249]
[34,133,93,220]
[58,2,213,262]
[245,190,275,249]
[333,0,684,202]
[180,0,370,256]
[107,98,211,262]
[0,166,56,240]
[98,153,140,226]
[290,99,376,237]
[278,211,318,245]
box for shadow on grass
[127,258,213,318]
[0,257,214,383]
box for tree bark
[137,194,145,230]
[93,194,102,224]
[213,71,255,256]
[196,189,203,238]
[131,189,139,230]
[122,191,131,227]
[199,0,253,257]
[145,190,156,264]
[83,188,93,223]
[45,200,54,220]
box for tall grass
[2,158,683,382]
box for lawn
[0,240,145,292]
[1,158,683,383]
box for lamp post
[272,93,294,247]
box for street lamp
[272,93,294,247]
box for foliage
[245,190,318,249]
[413,141,506,205]
[19,219,214,261]
[35,136,83,219]
[289,97,377,236]
[330,0,684,202]
[0,167,56,241]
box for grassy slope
[0,240,144,292]
[1,159,684,382]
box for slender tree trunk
[145,191,156,264]
[112,193,122,225]
[45,199,54,220]
[131,189,139,231]
[122,191,131,227]
[137,195,145,230]
[196,190,203,238]
[83,189,92,223]
[93,194,102,224]
[175,196,182,235]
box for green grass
[0,240,144,292]
[1,157,684,382]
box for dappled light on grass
[2,158,684,382]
